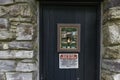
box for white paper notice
[59,53,79,69]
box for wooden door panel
[41,5,98,80]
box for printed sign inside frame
[57,24,80,52]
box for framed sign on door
[57,24,80,52]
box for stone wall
[102,0,120,80]
[0,0,38,80]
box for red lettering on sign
[60,54,78,60]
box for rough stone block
[16,24,33,40]
[101,70,120,80]
[11,22,20,26]
[0,0,13,5]
[0,43,9,49]
[8,41,33,49]
[104,7,120,22]
[104,46,120,59]
[21,59,35,63]
[3,43,9,49]
[102,74,113,80]
[9,4,32,17]
[102,59,120,72]
[0,60,16,72]
[0,51,13,59]
[0,6,8,17]
[9,17,32,23]
[15,0,28,2]
[103,22,120,46]
[0,43,3,49]
[104,0,120,11]
[0,18,8,29]
[0,30,13,40]
[101,70,112,80]
[16,62,36,72]
[113,74,120,80]
[6,72,32,80]
[15,50,34,59]
[0,73,5,80]
[0,50,33,59]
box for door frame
[39,2,101,80]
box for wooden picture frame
[57,24,80,52]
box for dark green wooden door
[40,5,100,80]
